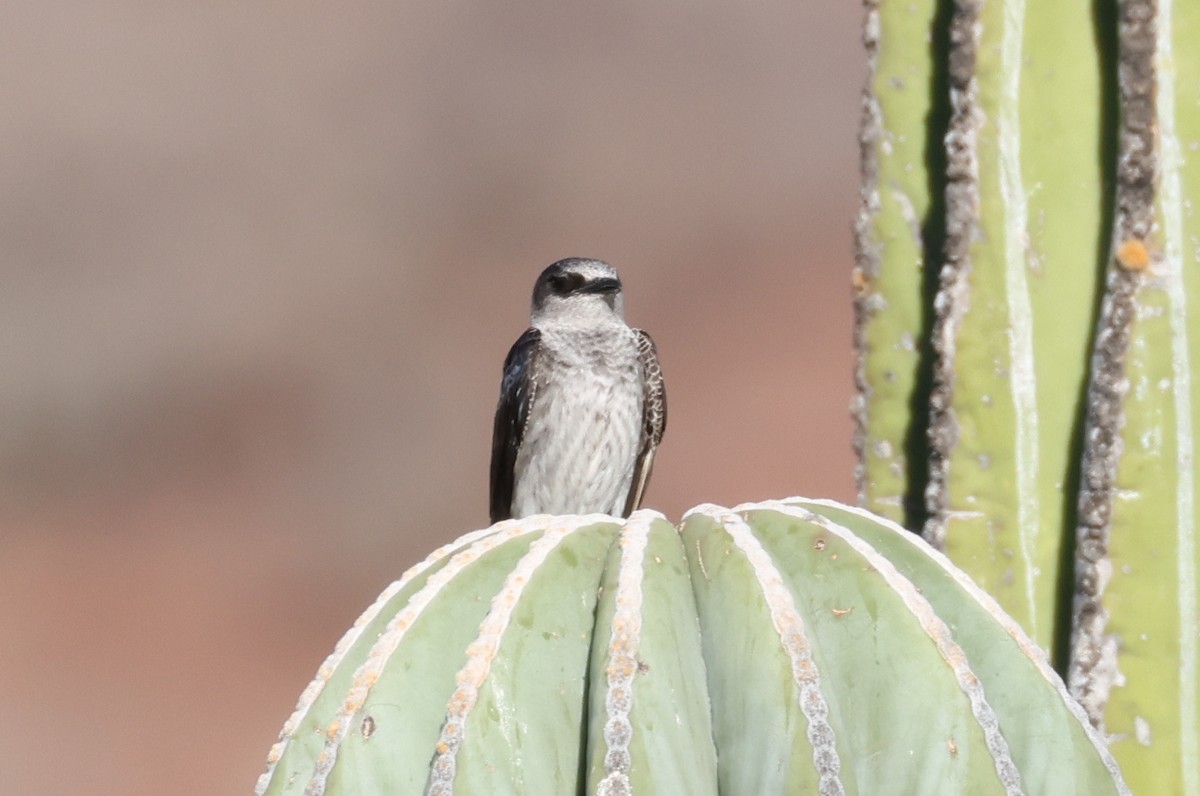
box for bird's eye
[549,273,581,294]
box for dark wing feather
[490,328,543,523]
[623,330,667,516]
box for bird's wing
[490,328,543,523]
[623,330,667,516]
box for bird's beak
[578,278,622,295]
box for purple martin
[490,258,666,522]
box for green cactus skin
[1067,1,1200,792]
[922,0,1109,650]
[856,0,1200,787]
[257,502,1128,795]
[856,0,1112,653]
[258,522,539,794]
[584,514,717,795]
[793,499,1123,793]
[854,0,943,527]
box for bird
[490,258,666,523]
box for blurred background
[1,3,862,793]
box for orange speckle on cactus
[851,267,871,294]
[326,720,341,739]
[1116,239,1151,271]
[448,690,471,713]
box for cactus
[257,501,1128,794]
[855,0,1200,790]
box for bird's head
[530,258,625,324]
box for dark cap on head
[532,258,622,309]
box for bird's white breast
[511,324,643,517]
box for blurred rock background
[0,3,862,793]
